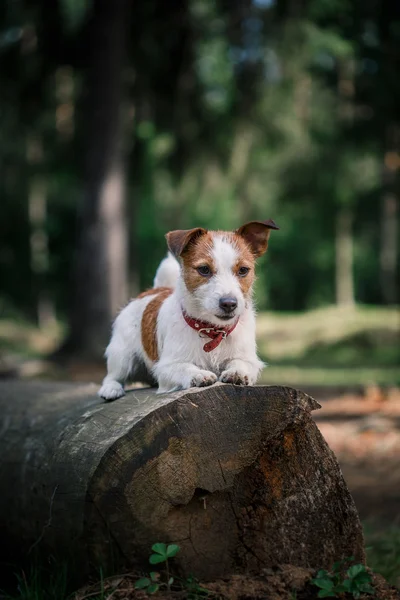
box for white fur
[153,252,180,288]
[98,234,264,399]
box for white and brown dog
[98,220,278,399]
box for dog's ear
[236,220,279,257]
[166,228,208,258]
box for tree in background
[0,0,398,359]
[65,0,130,358]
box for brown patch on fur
[137,286,172,299]
[236,219,279,257]
[180,232,215,292]
[230,232,256,295]
[141,289,172,361]
[166,228,207,257]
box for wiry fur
[98,221,278,399]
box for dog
[98,220,279,399]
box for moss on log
[0,381,364,582]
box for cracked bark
[0,381,364,584]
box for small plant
[134,570,162,595]
[183,574,211,599]
[312,559,375,598]
[135,542,180,594]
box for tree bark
[66,0,130,359]
[0,381,364,585]
[335,206,355,307]
[335,59,356,308]
[380,125,399,305]
[27,135,55,328]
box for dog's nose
[219,296,238,313]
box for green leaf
[331,574,341,587]
[347,564,366,579]
[336,580,351,592]
[151,542,167,556]
[313,578,334,590]
[168,577,174,585]
[149,554,166,564]
[353,571,372,584]
[147,583,159,594]
[360,583,374,594]
[318,591,336,598]
[166,544,180,558]
[135,578,151,589]
[150,572,159,581]
[316,569,329,578]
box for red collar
[182,311,238,352]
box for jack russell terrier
[99,220,279,399]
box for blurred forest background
[1,1,400,595]
[0,0,399,381]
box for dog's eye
[196,265,212,277]
[238,266,250,277]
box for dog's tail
[153,252,180,289]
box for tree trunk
[67,0,130,359]
[335,206,355,307]
[335,59,356,308]
[380,125,399,305]
[0,381,364,586]
[27,135,55,328]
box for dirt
[72,566,400,600]
[312,385,400,523]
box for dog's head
[166,220,279,325]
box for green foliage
[134,542,181,594]
[149,542,180,563]
[312,559,375,598]
[134,543,211,598]
[183,575,211,599]
[0,565,68,600]
[0,0,399,329]
[134,571,161,595]
[364,523,400,586]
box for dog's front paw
[191,370,218,388]
[219,370,250,385]
[98,380,125,401]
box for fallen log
[0,381,364,582]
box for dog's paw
[219,370,250,385]
[98,381,125,401]
[190,370,218,388]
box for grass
[0,565,68,600]
[259,365,400,386]
[257,304,399,387]
[364,522,400,587]
[0,319,63,359]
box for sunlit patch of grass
[0,319,64,359]
[257,305,399,385]
[259,365,400,387]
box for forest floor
[0,305,399,597]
